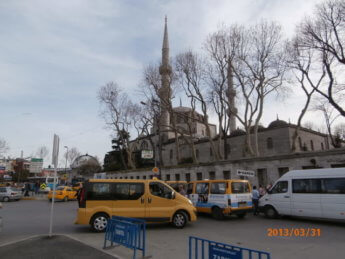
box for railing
[189,236,271,259]
[103,216,146,259]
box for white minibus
[259,168,345,220]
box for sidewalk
[0,235,118,259]
[21,193,48,201]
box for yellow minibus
[75,179,197,232]
[187,180,252,219]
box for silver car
[0,187,22,202]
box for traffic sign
[152,167,159,173]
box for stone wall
[105,148,345,188]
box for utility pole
[64,146,68,184]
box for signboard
[237,169,255,178]
[30,158,44,173]
[141,150,153,159]
[209,243,242,259]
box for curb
[21,196,48,201]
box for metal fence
[189,236,271,259]
[103,216,146,259]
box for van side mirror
[172,191,176,199]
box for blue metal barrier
[189,236,271,259]
[103,216,146,259]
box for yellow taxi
[75,179,197,232]
[48,186,77,202]
[72,182,83,191]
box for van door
[147,182,176,222]
[112,182,146,218]
[291,179,322,218]
[266,180,291,215]
[321,178,345,220]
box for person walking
[252,186,260,216]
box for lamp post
[64,146,68,184]
[141,100,162,179]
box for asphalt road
[1,200,345,259]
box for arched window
[321,142,324,150]
[196,149,199,159]
[210,147,213,156]
[298,137,302,149]
[310,140,314,151]
[267,137,273,149]
[140,141,148,150]
[170,149,173,160]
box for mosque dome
[268,119,288,129]
[70,154,100,169]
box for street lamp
[64,146,68,184]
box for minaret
[158,16,172,140]
[227,58,237,133]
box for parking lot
[0,200,345,259]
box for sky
[1,0,342,167]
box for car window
[196,183,209,194]
[231,182,250,193]
[149,182,173,199]
[114,183,144,200]
[271,181,288,194]
[292,179,321,193]
[210,182,226,194]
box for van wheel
[236,212,246,218]
[3,197,9,202]
[91,213,109,232]
[264,206,278,219]
[212,207,224,220]
[172,211,187,229]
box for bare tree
[64,147,81,166]
[175,51,220,161]
[227,21,287,156]
[298,0,345,117]
[36,146,49,159]
[98,82,137,169]
[287,37,326,151]
[141,63,182,165]
[204,24,243,159]
[313,99,341,147]
[334,122,345,140]
[0,138,9,157]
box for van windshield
[231,182,250,193]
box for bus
[27,176,59,192]
[187,179,253,219]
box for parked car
[0,187,22,202]
[48,186,77,202]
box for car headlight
[188,199,193,205]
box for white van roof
[281,168,345,179]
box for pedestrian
[266,183,273,192]
[252,186,260,216]
[259,185,266,197]
[178,184,186,196]
[75,183,84,206]
[35,181,40,195]
[24,182,30,197]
